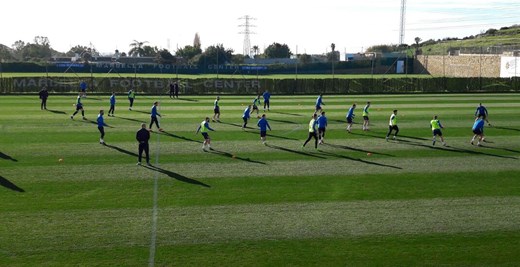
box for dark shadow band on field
[0,152,18,162]
[243,130,298,141]
[143,165,210,187]
[208,148,266,165]
[266,144,326,159]
[0,175,25,192]
[317,150,402,169]
[46,109,67,115]
[323,143,395,157]
[398,139,517,160]
[104,144,139,157]
[159,131,202,143]
[270,111,303,117]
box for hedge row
[1,77,519,94]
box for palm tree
[252,45,259,58]
[129,40,148,57]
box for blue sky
[1,0,519,56]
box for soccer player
[362,101,371,131]
[346,103,356,133]
[38,86,48,110]
[475,103,492,127]
[80,81,87,98]
[471,115,486,146]
[97,109,106,145]
[251,95,262,116]
[174,81,180,99]
[196,117,215,151]
[317,111,328,144]
[386,109,399,141]
[315,94,325,113]
[108,92,116,116]
[302,113,319,150]
[149,101,163,132]
[168,81,175,99]
[242,105,251,129]
[257,114,272,145]
[212,96,221,122]
[430,115,446,146]
[136,123,151,166]
[128,89,135,111]
[70,93,86,120]
[262,90,271,111]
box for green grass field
[1,93,519,266]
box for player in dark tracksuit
[39,87,49,110]
[136,123,151,165]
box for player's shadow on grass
[243,130,299,141]
[270,111,303,117]
[0,175,25,192]
[176,98,199,102]
[143,165,210,187]
[208,148,266,165]
[114,115,146,123]
[46,109,67,115]
[132,110,150,115]
[104,144,139,157]
[317,150,402,169]
[349,131,387,140]
[160,131,202,143]
[398,139,517,160]
[219,121,244,128]
[266,144,326,159]
[494,126,520,132]
[269,118,299,125]
[0,152,18,162]
[323,143,395,157]
[399,135,429,141]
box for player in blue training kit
[108,92,116,116]
[315,94,324,113]
[71,93,86,120]
[196,117,215,151]
[262,90,271,111]
[346,103,356,132]
[303,113,319,149]
[149,101,163,132]
[242,105,251,129]
[475,103,492,127]
[257,114,272,145]
[471,116,486,146]
[317,111,328,144]
[97,110,107,145]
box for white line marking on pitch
[148,119,161,267]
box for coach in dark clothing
[136,123,151,165]
[39,87,49,110]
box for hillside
[419,25,520,55]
